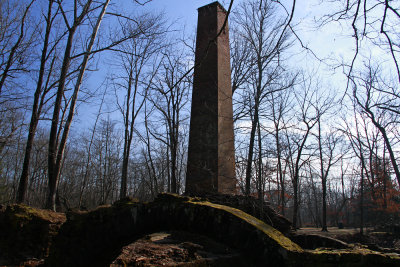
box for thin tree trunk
[318,118,328,232]
[372,118,400,188]
[17,0,54,204]
[144,110,158,197]
[355,118,366,235]
[120,51,150,198]
[292,125,312,229]
[257,120,263,215]
[166,140,171,192]
[360,164,364,235]
[47,0,103,210]
[355,92,400,188]
[78,88,106,207]
[382,146,387,210]
[275,126,285,215]
[47,27,76,210]
[121,140,129,196]
[120,65,134,199]
[170,131,177,193]
[245,109,258,196]
[292,178,299,229]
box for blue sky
[78,0,385,130]
[141,1,236,31]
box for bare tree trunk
[275,126,285,215]
[382,146,387,210]
[144,108,158,197]
[46,27,76,210]
[78,88,106,207]
[118,26,161,198]
[120,152,129,198]
[360,164,364,235]
[148,50,189,194]
[17,0,54,204]
[292,123,313,229]
[354,111,366,235]
[236,0,291,197]
[257,120,264,214]
[369,113,400,188]
[353,75,400,188]
[245,119,256,196]
[170,129,178,193]
[47,0,107,210]
[120,68,134,199]
[317,117,328,232]
[292,177,299,229]
[166,139,171,192]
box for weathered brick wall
[186,2,236,195]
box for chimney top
[198,1,227,13]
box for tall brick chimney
[186,2,236,195]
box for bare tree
[0,104,25,203]
[148,50,190,193]
[111,12,166,199]
[230,25,251,95]
[77,86,107,207]
[46,0,110,210]
[232,0,293,196]
[0,0,36,96]
[316,0,400,85]
[17,0,60,203]
[284,76,321,229]
[344,109,370,234]
[315,116,343,231]
[0,0,38,161]
[351,62,400,188]
[264,85,293,215]
[93,117,121,205]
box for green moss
[0,204,66,262]
[187,200,303,253]
[312,247,398,258]
[4,204,64,232]
[112,197,139,208]
[307,247,400,266]
[387,253,400,260]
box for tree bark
[46,26,76,210]
[47,0,105,210]
[245,111,257,196]
[17,0,54,204]
[292,124,312,229]
[275,124,285,215]
[318,117,328,232]
[370,113,400,188]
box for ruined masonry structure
[186,2,236,194]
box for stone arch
[46,194,302,266]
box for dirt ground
[110,231,246,266]
[297,227,371,237]
[297,227,400,251]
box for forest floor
[297,227,400,251]
[110,231,246,266]
[297,227,371,237]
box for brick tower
[186,2,236,194]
